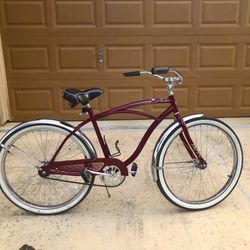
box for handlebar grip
[123,71,141,77]
[151,66,169,75]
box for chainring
[100,165,126,187]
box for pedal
[130,162,138,177]
[80,169,90,183]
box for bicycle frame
[44,94,206,176]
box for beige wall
[0,33,10,125]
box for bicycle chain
[44,176,116,188]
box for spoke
[206,168,220,193]
[198,125,211,158]
[206,170,229,180]
[179,168,197,198]
[61,180,77,196]
[197,172,210,199]
[24,134,41,162]
[50,179,64,204]
[48,179,64,204]
[205,133,227,157]
[46,131,56,159]
[66,151,83,160]
[194,126,197,147]
[18,136,40,163]
[44,130,49,161]
[31,178,43,204]
[53,134,64,160]
[18,176,35,197]
[39,130,47,161]
[11,145,38,163]
[32,131,46,160]
[57,140,77,159]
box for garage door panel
[196,87,234,108]
[105,45,145,71]
[3,0,47,27]
[8,46,50,71]
[153,45,191,70]
[200,1,240,26]
[14,89,53,111]
[192,78,244,117]
[104,1,144,27]
[153,1,192,26]
[108,88,144,110]
[240,86,250,108]
[54,0,96,27]
[198,44,237,69]
[9,84,57,121]
[56,46,98,71]
[244,44,250,68]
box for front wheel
[0,122,96,215]
[156,117,243,210]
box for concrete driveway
[0,118,250,250]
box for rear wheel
[0,123,95,215]
[156,117,243,210]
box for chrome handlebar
[139,68,183,95]
[140,68,183,83]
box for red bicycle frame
[43,94,206,177]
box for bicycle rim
[157,118,243,210]
[0,124,94,214]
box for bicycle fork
[175,113,207,169]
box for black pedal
[130,162,138,177]
[81,169,90,183]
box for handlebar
[123,66,183,95]
[123,66,183,85]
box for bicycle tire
[0,122,96,215]
[156,117,243,210]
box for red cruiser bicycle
[0,67,243,215]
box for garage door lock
[98,48,103,63]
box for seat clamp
[81,104,91,115]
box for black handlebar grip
[151,66,169,75]
[123,71,141,77]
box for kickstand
[105,185,111,198]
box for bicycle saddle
[63,88,103,108]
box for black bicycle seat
[63,88,103,108]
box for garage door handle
[98,49,103,63]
